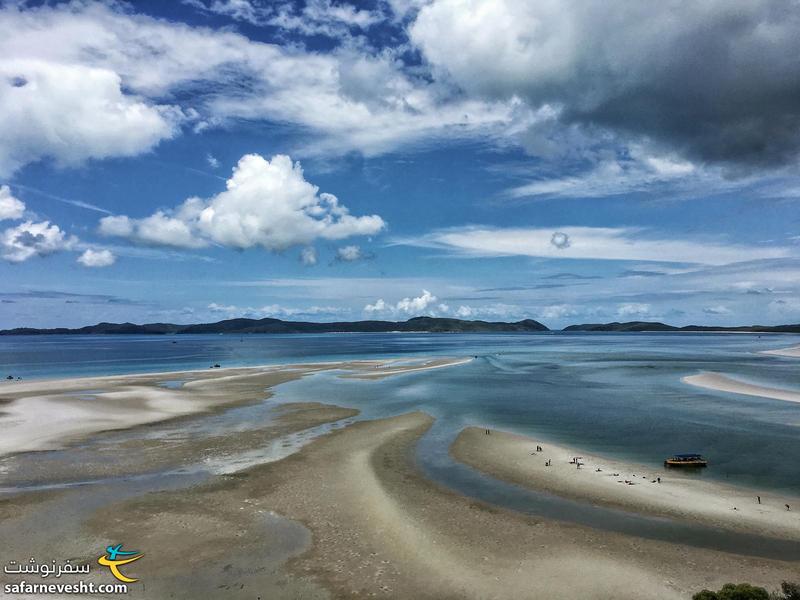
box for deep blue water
[2,332,800,496]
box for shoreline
[451,427,800,542]
[683,371,800,404]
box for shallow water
[2,332,800,557]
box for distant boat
[664,453,708,467]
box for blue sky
[1,0,800,329]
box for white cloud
[703,305,732,315]
[99,154,385,251]
[185,0,264,24]
[0,185,24,220]
[76,248,116,268]
[454,305,473,318]
[0,58,181,176]
[0,1,516,171]
[300,246,318,266]
[336,245,362,262]
[616,303,651,318]
[1,220,76,263]
[541,304,578,320]
[206,154,220,169]
[364,298,389,313]
[506,151,706,201]
[397,289,437,313]
[365,289,438,316]
[207,301,346,319]
[268,0,384,36]
[400,226,793,266]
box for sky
[1,0,800,329]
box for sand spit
[762,345,800,358]
[344,356,473,379]
[683,371,800,405]
[452,427,800,542]
[71,412,798,600]
[0,357,468,457]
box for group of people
[530,444,552,466]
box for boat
[664,453,708,467]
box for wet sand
[451,427,800,542]
[1,356,798,599]
[57,412,797,600]
[683,371,800,405]
[0,357,469,456]
[0,400,357,600]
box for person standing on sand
[758,496,761,504]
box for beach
[451,427,800,541]
[1,354,799,599]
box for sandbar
[683,371,800,405]
[452,426,800,542]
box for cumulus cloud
[335,245,366,262]
[454,305,473,318]
[540,304,578,320]
[1,220,76,263]
[616,303,652,318]
[0,185,24,220]
[411,0,800,169]
[400,226,793,266]
[99,154,385,251]
[206,154,220,169]
[0,58,181,176]
[77,248,116,268]
[0,1,516,172]
[365,289,438,316]
[300,246,318,266]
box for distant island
[3,318,800,335]
[563,321,800,333]
[0,316,549,335]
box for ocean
[2,331,799,498]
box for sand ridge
[683,371,800,405]
[452,427,800,542]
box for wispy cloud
[397,226,793,266]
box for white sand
[762,344,800,358]
[683,371,800,404]
[0,357,471,457]
[452,427,800,542]
[347,356,473,378]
